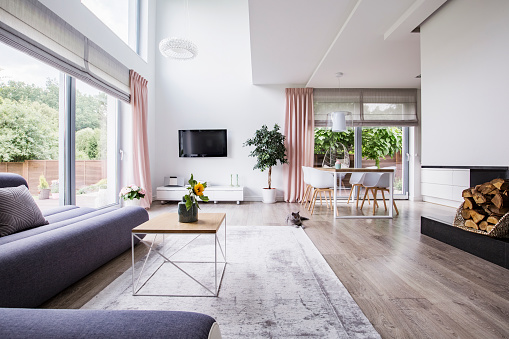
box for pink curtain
[130,70,152,209]
[283,88,314,202]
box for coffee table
[131,212,226,297]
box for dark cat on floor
[286,211,309,228]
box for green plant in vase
[243,124,288,203]
[178,174,209,223]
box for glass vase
[178,198,198,223]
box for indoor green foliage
[184,174,209,211]
[361,127,402,168]
[0,98,58,162]
[314,128,354,154]
[243,124,288,189]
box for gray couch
[0,173,222,338]
[0,173,149,308]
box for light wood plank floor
[42,200,509,339]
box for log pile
[461,178,509,233]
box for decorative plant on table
[119,184,146,206]
[179,174,209,223]
[243,124,288,203]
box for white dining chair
[346,166,378,208]
[307,168,335,215]
[360,170,399,215]
[300,166,313,207]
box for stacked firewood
[461,178,509,232]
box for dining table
[317,167,396,219]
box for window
[75,80,119,208]
[0,43,61,210]
[0,42,120,210]
[81,0,141,55]
[314,88,415,198]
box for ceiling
[248,0,447,88]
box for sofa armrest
[0,308,221,339]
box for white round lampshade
[331,111,347,132]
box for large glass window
[0,42,120,210]
[0,43,61,210]
[81,0,140,54]
[314,88,414,199]
[75,80,118,208]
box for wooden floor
[42,199,509,339]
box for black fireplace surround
[421,216,509,269]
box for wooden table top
[132,213,226,234]
[316,167,395,173]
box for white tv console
[156,185,244,204]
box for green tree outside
[314,127,402,168]
[0,78,107,162]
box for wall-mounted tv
[179,129,227,157]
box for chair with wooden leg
[346,166,377,208]
[300,166,313,207]
[307,168,334,215]
[360,172,399,215]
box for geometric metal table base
[131,215,226,297]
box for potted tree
[38,174,50,200]
[244,124,288,203]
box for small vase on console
[178,197,198,223]
[123,198,141,207]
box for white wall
[420,0,509,167]
[155,0,289,201]
[39,0,157,193]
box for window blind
[314,88,418,127]
[0,0,130,102]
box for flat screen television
[178,129,227,157]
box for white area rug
[83,226,380,338]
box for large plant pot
[38,188,50,200]
[262,188,276,204]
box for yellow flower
[194,183,205,196]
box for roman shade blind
[314,88,418,127]
[0,0,130,102]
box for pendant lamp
[330,72,351,132]
[159,0,198,60]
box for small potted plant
[244,124,288,203]
[119,184,146,207]
[38,174,51,200]
[178,174,209,223]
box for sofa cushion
[0,206,116,246]
[44,206,96,224]
[42,205,79,218]
[0,185,48,237]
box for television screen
[179,129,227,157]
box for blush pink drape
[283,88,314,202]
[130,70,152,209]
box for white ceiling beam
[384,0,447,41]
[305,0,363,88]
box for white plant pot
[123,198,141,207]
[262,188,276,204]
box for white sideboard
[156,186,244,204]
[421,168,470,208]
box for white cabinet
[421,168,470,207]
[157,186,244,204]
